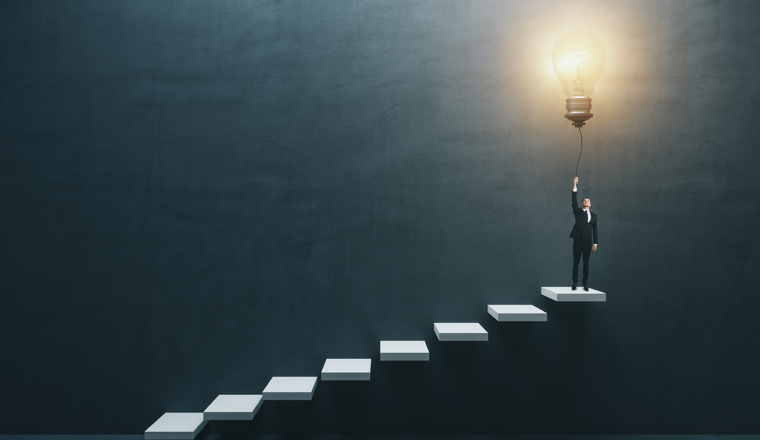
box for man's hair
[582,197,590,203]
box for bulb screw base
[564,96,593,128]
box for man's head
[582,197,591,209]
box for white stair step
[203,394,263,420]
[380,340,429,361]
[321,358,371,381]
[144,413,207,440]
[262,376,318,400]
[541,286,606,302]
[434,323,488,341]
[488,305,547,321]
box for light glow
[552,32,605,97]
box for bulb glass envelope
[552,31,606,98]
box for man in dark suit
[570,176,598,291]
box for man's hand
[574,176,578,188]
[592,244,597,252]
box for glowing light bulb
[552,31,606,127]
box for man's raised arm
[572,176,579,211]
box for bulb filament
[567,52,590,96]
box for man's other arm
[593,216,599,251]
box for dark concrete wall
[2,0,759,435]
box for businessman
[570,176,598,291]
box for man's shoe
[583,284,589,291]
[571,281,577,290]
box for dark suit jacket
[570,191,598,244]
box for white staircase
[433,323,488,341]
[145,285,606,438]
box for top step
[541,286,606,302]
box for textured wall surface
[2,0,759,435]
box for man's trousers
[572,239,592,283]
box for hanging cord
[574,126,583,177]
